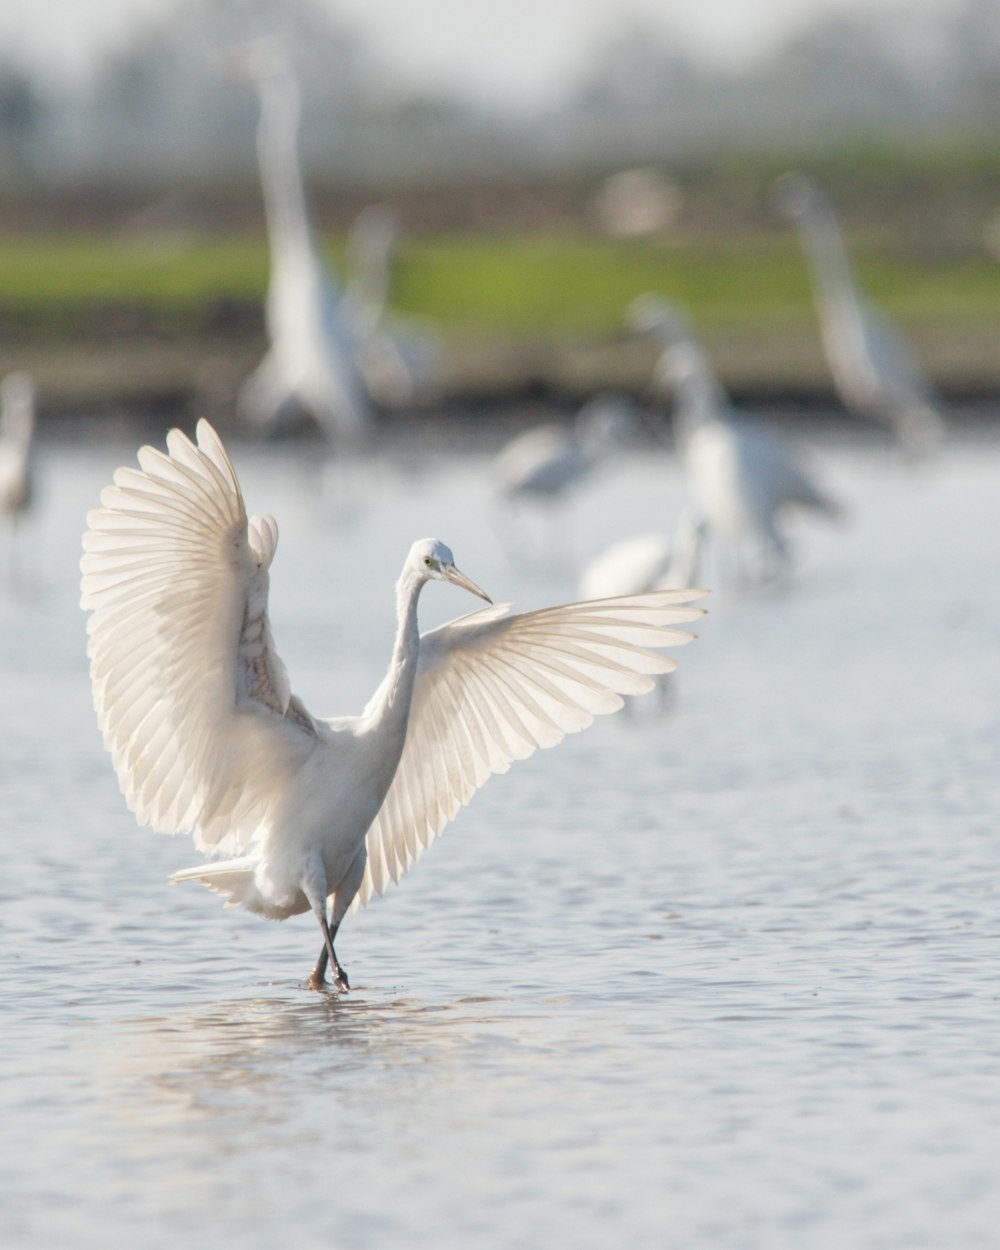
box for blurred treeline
[0,0,999,233]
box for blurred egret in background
[80,421,706,990]
[344,204,443,408]
[228,39,373,444]
[774,172,946,458]
[578,508,706,601]
[492,393,643,563]
[494,394,639,504]
[345,204,399,334]
[0,371,36,580]
[578,509,707,711]
[629,296,842,584]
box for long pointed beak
[445,564,492,603]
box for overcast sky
[0,0,956,107]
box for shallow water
[2,417,999,1249]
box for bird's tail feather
[170,857,260,909]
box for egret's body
[774,173,945,456]
[630,296,841,580]
[344,205,441,407]
[234,43,372,443]
[578,510,705,601]
[494,394,637,504]
[0,372,34,513]
[81,421,705,988]
[495,423,589,501]
[0,372,36,572]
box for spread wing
[80,419,318,856]
[357,589,706,906]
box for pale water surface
[2,418,999,1249]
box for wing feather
[80,419,318,856]
[356,589,706,906]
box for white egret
[80,421,706,990]
[578,510,706,711]
[0,372,36,576]
[345,204,400,336]
[578,509,706,601]
[494,393,639,505]
[231,40,373,443]
[629,296,842,582]
[773,172,945,457]
[344,204,442,408]
[492,394,641,566]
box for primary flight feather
[81,421,706,989]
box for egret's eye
[423,556,433,567]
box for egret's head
[221,36,288,86]
[409,538,492,602]
[575,393,643,455]
[626,294,690,344]
[771,171,822,220]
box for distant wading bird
[629,296,842,582]
[773,172,945,456]
[493,394,638,507]
[344,204,442,407]
[80,421,705,990]
[0,372,36,575]
[578,510,707,710]
[493,394,641,563]
[578,509,706,602]
[230,41,373,443]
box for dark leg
[307,847,365,991]
[310,944,329,987]
[308,917,349,992]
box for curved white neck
[795,200,863,318]
[256,73,314,262]
[657,330,730,440]
[364,568,425,734]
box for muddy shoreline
[6,309,999,427]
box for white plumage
[774,172,945,457]
[0,372,36,575]
[578,509,705,602]
[0,372,34,514]
[344,204,442,407]
[493,394,638,505]
[629,296,841,582]
[80,420,706,989]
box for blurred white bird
[230,40,373,443]
[774,172,945,457]
[81,420,705,990]
[494,393,638,505]
[492,394,641,565]
[578,508,706,601]
[629,296,842,583]
[344,204,442,408]
[0,372,36,576]
[578,509,706,710]
[345,204,399,336]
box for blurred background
[0,0,998,419]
